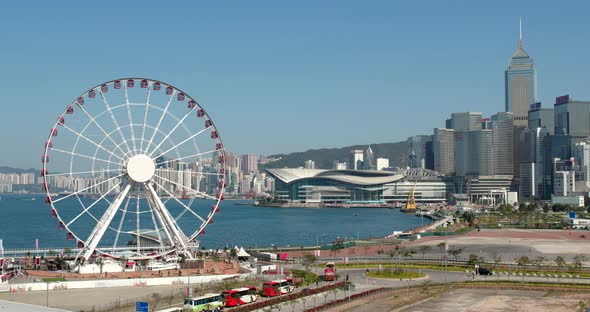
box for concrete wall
[1,273,250,293]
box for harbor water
[0,194,431,250]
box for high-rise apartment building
[240,154,258,174]
[304,160,316,169]
[376,158,390,171]
[505,19,537,127]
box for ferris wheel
[40,78,226,263]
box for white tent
[237,247,250,258]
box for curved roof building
[265,168,404,204]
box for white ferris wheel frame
[41,78,226,262]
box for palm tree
[417,245,431,260]
[95,257,105,275]
[437,242,446,262]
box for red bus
[221,286,258,307]
[262,278,294,297]
[324,262,336,281]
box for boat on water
[322,200,391,208]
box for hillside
[0,167,37,174]
[261,141,410,169]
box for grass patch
[368,269,425,279]
[43,277,66,283]
[334,262,466,272]
[291,269,320,285]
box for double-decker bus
[184,293,224,311]
[324,262,336,281]
[221,286,258,307]
[262,278,294,297]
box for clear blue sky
[1,0,589,169]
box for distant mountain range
[0,167,37,174]
[1,141,411,173]
[261,141,410,169]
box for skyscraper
[364,146,375,170]
[491,112,514,175]
[554,95,590,137]
[351,150,364,170]
[433,128,455,175]
[505,18,537,127]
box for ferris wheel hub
[126,154,155,182]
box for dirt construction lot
[375,288,588,312]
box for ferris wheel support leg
[145,183,193,259]
[143,187,175,247]
[80,183,133,262]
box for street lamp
[316,234,326,248]
[444,221,450,283]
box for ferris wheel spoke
[50,148,121,167]
[66,182,121,227]
[154,149,219,167]
[147,108,194,157]
[151,179,206,223]
[46,168,121,177]
[60,124,125,162]
[75,103,130,158]
[80,182,133,262]
[124,85,138,153]
[53,173,125,203]
[98,90,134,155]
[146,90,176,155]
[139,82,153,153]
[152,173,216,200]
[152,127,210,159]
[112,194,132,249]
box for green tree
[437,242,446,259]
[302,254,317,272]
[572,254,586,273]
[376,249,384,267]
[468,254,480,265]
[448,248,463,262]
[555,256,566,271]
[64,248,72,257]
[95,257,104,275]
[492,255,502,269]
[330,239,344,261]
[400,248,415,266]
[230,248,238,259]
[516,256,530,270]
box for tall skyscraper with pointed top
[505,18,537,127]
